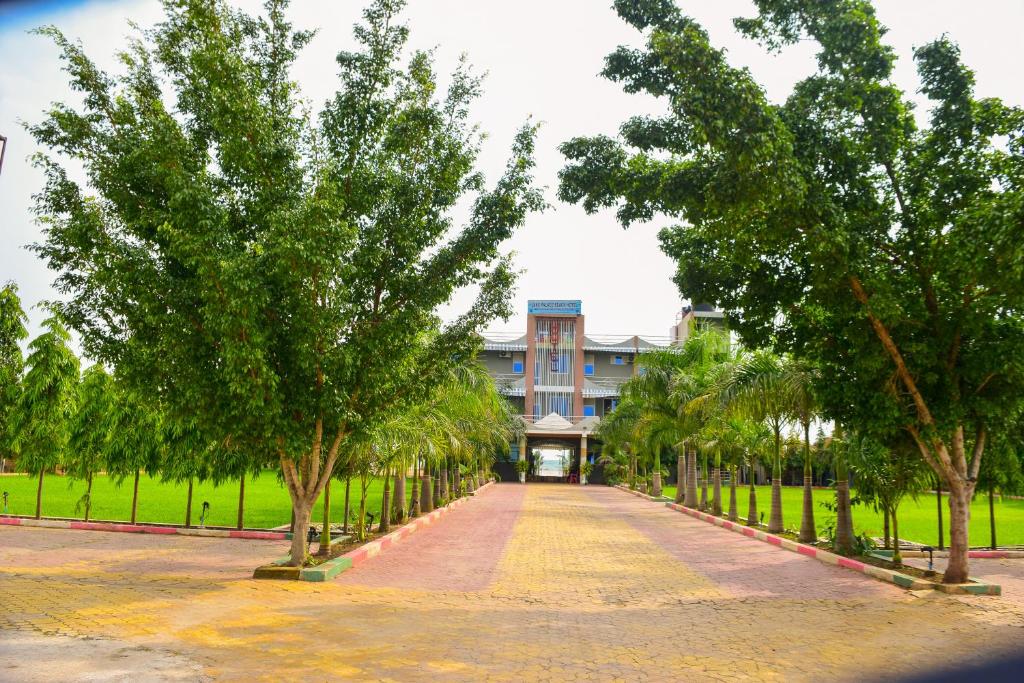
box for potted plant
[515,458,529,483]
[581,461,594,485]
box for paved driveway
[1,484,1022,681]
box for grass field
[660,484,1024,547]
[0,472,415,530]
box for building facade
[479,300,669,484]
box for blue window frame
[613,355,624,365]
[584,363,594,376]
[583,405,595,417]
[512,360,524,374]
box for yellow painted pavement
[1,484,1023,681]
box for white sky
[2,0,1022,352]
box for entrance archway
[527,439,579,483]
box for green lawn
[660,484,1024,547]
[0,472,413,530]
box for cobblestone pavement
[1,484,1023,682]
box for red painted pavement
[334,483,526,591]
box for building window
[583,405,595,417]
[512,360,524,374]
[613,355,624,365]
[510,443,520,460]
[584,363,594,376]
[550,352,569,374]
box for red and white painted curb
[0,515,289,541]
[614,485,1000,595]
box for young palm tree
[738,420,773,526]
[709,350,794,533]
[698,415,746,517]
[782,359,821,542]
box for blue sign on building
[528,300,582,315]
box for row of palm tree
[597,330,863,552]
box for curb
[291,481,496,582]
[0,515,291,541]
[613,485,1000,595]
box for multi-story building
[669,303,727,344]
[479,300,668,484]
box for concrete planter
[519,472,526,483]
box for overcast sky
[2,0,1023,352]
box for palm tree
[738,420,773,526]
[709,350,793,533]
[782,358,821,542]
[698,415,747,517]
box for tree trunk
[883,507,890,549]
[236,475,245,531]
[728,465,738,522]
[379,465,392,534]
[944,481,974,584]
[684,447,698,508]
[711,455,722,516]
[433,468,441,503]
[989,486,997,550]
[768,433,783,533]
[130,469,140,524]
[453,465,461,498]
[357,473,369,540]
[834,474,855,555]
[675,453,685,504]
[799,473,816,543]
[317,478,331,555]
[392,464,406,524]
[411,458,422,516]
[83,475,93,524]
[35,470,44,519]
[421,472,434,513]
[289,497,313,567]
[699,456,708,511]
[343,477,351,534]
[440,465,449,502]
[799,423,816,543]
[185,478,193,528]
[746,477,757,526]
[936,479,944,550]
[891,505,901,564]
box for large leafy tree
[559,0,1024,583]
[31,0,541,565]
[9,316,80,518]
[0,283,28,474]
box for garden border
[279,480,495,582]
[0,515,290,540]
[613,484,1001,595]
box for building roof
[582,377,625,398]
[523,413,601,436]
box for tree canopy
[30,0,542,564]
[559,0,1024,582]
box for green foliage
[560,0,1024,579]
[29,0,541,548]
[9,316,80,475]
[0,283,28,464]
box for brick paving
[1,484,1023,682]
